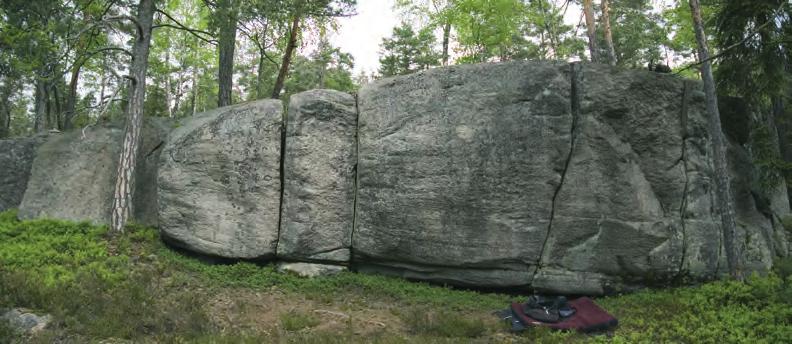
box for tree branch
[103,15,144,38]
[154,9,217,45]
[674,2,786,75]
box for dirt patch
[206,287,407,337]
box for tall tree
[445,0,527,63]
[712,1,791,202]
[378,22,441,77]
[271,8,301,99]
[215,0,238,107]
[270,0,355,99]
[688,0,741,279]
[582,0,599,62]
[601,0,616,65]
[111,0,157,233]
[395,0,454,65]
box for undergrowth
[2,209,792,343]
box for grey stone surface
[278,90,358,263]
[533,65,703,292]
[158,100,283,259]
[17,121,166,225]
[277,262,347,278]
[353,62,787,293]
[353,61,573,288]
[0,135,46,212]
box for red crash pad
[510,297,618,333]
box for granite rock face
[353,61,574,288]
[158,100,283,259]
[353,62,789,293]
[17,121,166,225]
[278,90,358,263]
[0,135,46,212]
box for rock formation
[3,61,789,294]
[15,121,166,226]
[278,90,358,264]
[158,100,283,259]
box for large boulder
[353,61,574,288]
[17,121,167,226]
[0,135,46,212]
[352,61,786,293]
[158,100,283,259]
[278,90,358,263]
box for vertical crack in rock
[275,105,288,254]
[531,62,583,283]
[349,93,361,266]
[676,81,692,279]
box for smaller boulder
[1,308,51,334]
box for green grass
[280,311,322,332]
[401,308,489,338]
[2,209,792,343]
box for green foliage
[604,0,669,68]
[446,0,528,63]
[378,22,441,77]
[2,213,792,342]
[595,273,792,343]
[0,213,212,341]
[773,257,792,280]
[782,215,792,234]
[714,0,791,106]
[0,212,125,286]
[284,38,358,96]
[751,124,792,192]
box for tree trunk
[773,97,792,206]
[33,77,48,132]
[165,47,174,117]
[271,14,300,99]
[51,83,62,130]
[689,0,742,279]
[601,0,617,66]
[442,21,451,66]
[64,62,83,130]
[190,66,198,116]
[0,79,11,138]
[217,0,237,108]
[582,0,599,63]
[111,0,156,233]
[257,51,267,99]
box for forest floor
[1,210,792,343]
